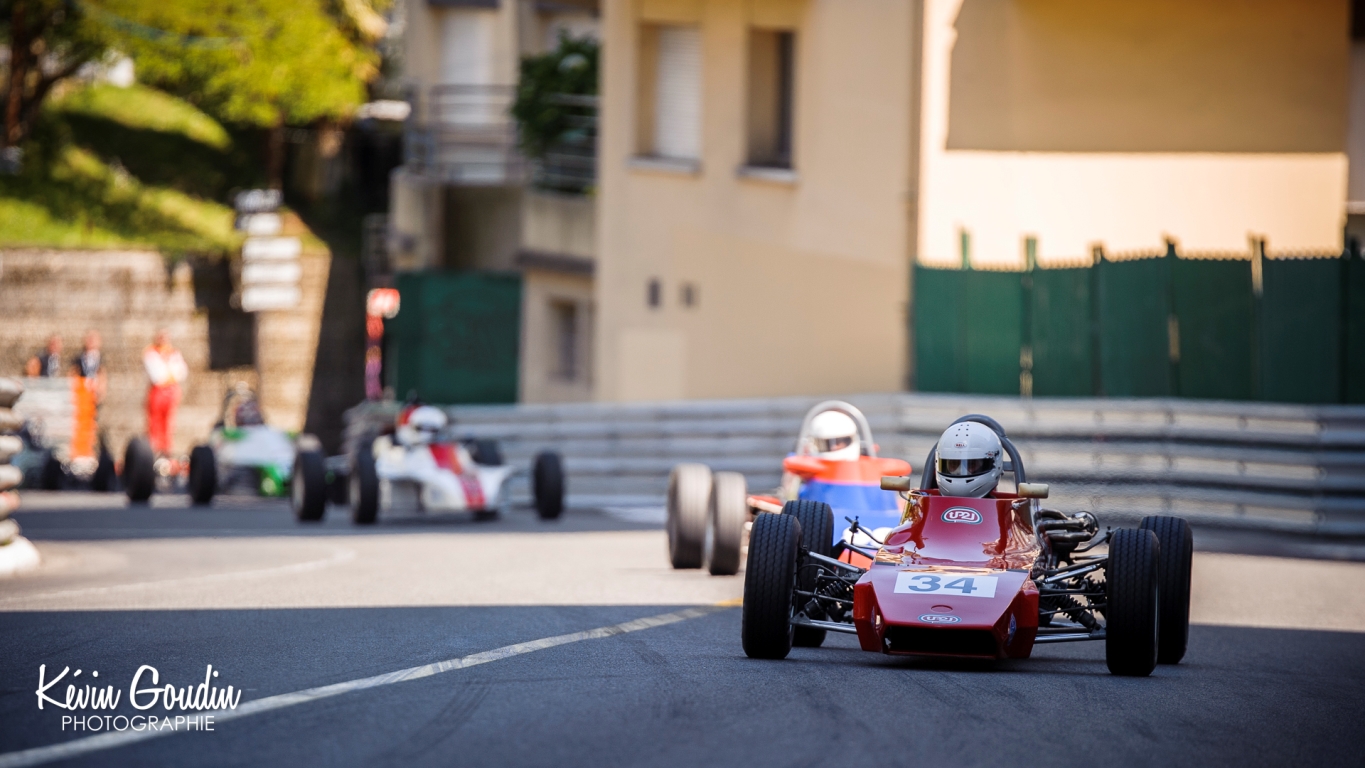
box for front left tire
[188,445,217,506]
[1141,515,1193,664]
[123,438,155,503]
[292,449,327,522]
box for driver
[809,410,860,461]
[397,405,447,446]
[935,421,1003,498]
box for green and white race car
[187,386,322,504]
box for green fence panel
[913,267,1021,394]
[1346,256,1365,404]
[1172,259,1253,400]
[1097,257,1172,397]
[961,270,1023,395]
[392,271,522,404]
[1030,267,1093,396]
[1259,258,1341,403]
[913,266,965,392]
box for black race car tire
[742,512,800,660]
[667,463,710,568]
[123,438,155,503]
[350,442,379,525]
[1105,528,1161,677]
[1140,515,1193,664]
[92,444,117,492]
[704,471,747,576]
[292,449,327,522]
[188,445,217,506]
[533,451,565,520]
[784,500,834,647]
[40,451,63,491]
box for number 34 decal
[893,572,998,599]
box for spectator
[26,335,63,377]
[75,330,107,402]
[71,330,107,461]
[143,330,188,456]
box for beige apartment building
[594,0,1355,402]
[390,0,601,404]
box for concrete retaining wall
[0,247,329,456]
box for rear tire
[784,500,834,648]
[667,463,711,569]
[742,512,800,660]
[188,445,217,506]
[532,451,564,520]
[704,471,747,576]
[1105,528,1161,677]
[292,450,327,522]
[123,438,155,503]
[1141,515,1193,664]
[350,442,379,525]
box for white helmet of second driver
[400,405,448,445]
[810,410,860,461]
[935,421,1003,498]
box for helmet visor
[938,456,995,478]
[815,435,854,454]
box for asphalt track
[2,494,1364,767]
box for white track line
[0,605,727,768]
[0,547,357,607]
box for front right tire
[742,512,800,660]
[703,471,747,576]
[188,445,217,506]
[1141,515,1193,664]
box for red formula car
[741,414,1193,676]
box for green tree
[512,35,599,160]
[0,0,108,150]
[105,0,384,187]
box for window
[639,25,702,161]
[552,300,578,380]
[746,29,795,168]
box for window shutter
[653,26,702,160]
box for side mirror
[881,476,912,492]
[1017,482,1049,499]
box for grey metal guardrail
[344,394,1365,536]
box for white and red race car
[294,405,563,525]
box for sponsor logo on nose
[942,507,982,524]
[918,614,960,624]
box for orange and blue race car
[666,401,912,576]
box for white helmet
[935,421,1003,498]
[400,406,448,445]
[810,410,860,461]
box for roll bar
[795,400,878,458]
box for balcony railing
[404,84,526,185]
[403,85,597,192]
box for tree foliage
[512,34,599,160]
[104,0,380,129]
[0,0,108,147]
